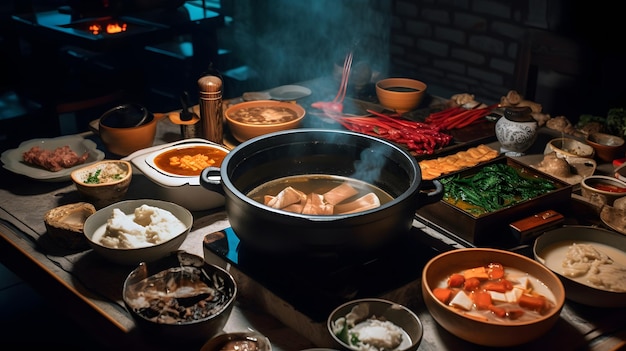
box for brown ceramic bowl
[224,100,306,143]
[580,175,626,207]
[534,226,626,307]
[98,104,165,156]
[422,248,565,347]
[70,160,132,209]
[375,78,427,113]
[586,132,625,163]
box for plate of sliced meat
[1,135,105,181]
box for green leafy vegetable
[441,164,557,216]
[606,107,626,138]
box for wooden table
[1,82,626,350]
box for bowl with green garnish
[71,160,132,209]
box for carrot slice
[489,304,507,318]
[473,291,492,310]
[463,277,481,291]
[487,262,505,279]
[482,280,513,293]
[433,287,453,304]
[518,294,548,313]
[447,273,465,288]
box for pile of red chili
[323,109,453,155]
[425,104,499,131]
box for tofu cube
[506,287,524,303]
[449,291,473,311]
[489,291,507,303]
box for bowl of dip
[70,160,132,209]
[83,199,193,265]
[580,175,626,207]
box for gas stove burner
[204,227,441,322]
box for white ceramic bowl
[534,226,626,307]
[580,175,626,207]
[125,139,230,211]
[83,199,193,265]
[544,137,595,159]
[422,248,565,347]
[327,298,423,351]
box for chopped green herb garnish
[84,169,102,184]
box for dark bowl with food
[327,298,423,351]
[200,128,443,259]
[122,251,237,347]
[534,226,626,307]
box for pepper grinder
[198,75,224,144]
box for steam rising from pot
[228,0,391,91]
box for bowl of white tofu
[421,248,565,347]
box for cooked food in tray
[418,144,499,180]
[440,163,558,216]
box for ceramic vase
[495,106,538,155]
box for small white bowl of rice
[327,298,423,351]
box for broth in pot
[246,174,393,215]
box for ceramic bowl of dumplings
[533,226,626,307]
[199,128,443,259]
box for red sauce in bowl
[592,183,626,193]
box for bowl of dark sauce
[375,77,427,113]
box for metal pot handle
[416,179,443,206]
[200,166,225,195]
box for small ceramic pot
[495,106,538,155]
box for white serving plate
[124,138,228,211]
[1,135,105,182]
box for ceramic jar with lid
[495,106,538,155]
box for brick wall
[388,0,626,119]
[389,0,543,104]
[228,0,624,118]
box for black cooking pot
[200,129,442,257]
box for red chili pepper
[318,110,453,155]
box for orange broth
[153,146,227,176]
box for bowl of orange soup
[422,248,565,347]
[125,139,230,211]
